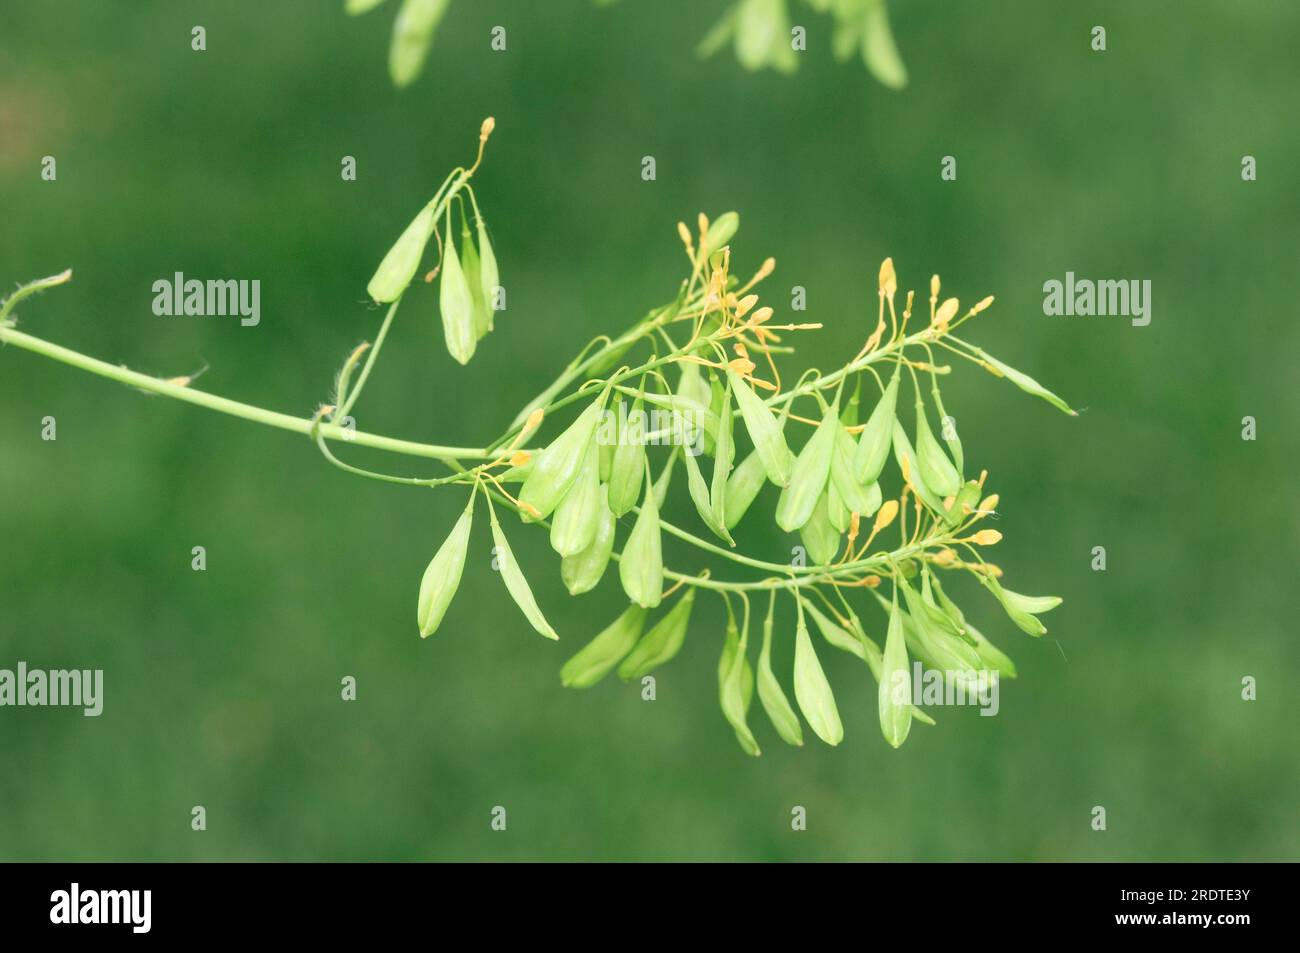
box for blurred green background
[1,0,1296,861]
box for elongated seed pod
[723,450,767,529]
[439,215,477,365]
[519,398,603,522]
[979,349,1077,416]
[827,477,848,533]
[489,508,558,640]
[879,597,913,748]
[729,370,793,486]
[607,398,646,517]
[549,440,601,557]
[831,421,879,516]
[475,216,499,332]
[560,605,647,688]
[756,598,803,746]
[854,371,899,483]
[560,485,616,595]
[979,575,1060,636]
[799,493,840,566]
[683,438,734,545]
[367,203,436,303]
[718,615,760,756]
[709,378,734,531]
[618,587,695,679]
[701,211,739,257]
[891,421,946,513]
[416,495,473,637]
[457,218,489,341]
[389,0,451,88]
[800,598,867,662]
[914,405,961,497]
[775,401,839,532]
[792,614,843,745]
[965,621,1017,679]
[618,465,663,609]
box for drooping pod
[475,213,499,331]
[560,486,616,596]
[367,203,436,303]
[914,402,961,498]
[389,0,451,88]
[854,370,899,483]
[878,593,913,748]
[618,461,664,609]
[978,348,1078,416]
[488,503,558,640]
[756,592,803,746]
[723,450,767,530]
[518,397,604,522]
[549,440,601,557]
[682,433,734,545]
[830,421,879,517]
[775,400,839,532]
[979,574,1062,636]
[618,586,695,679]
[606,397,646,517]
[439,211,477,365]
[456,213,490,341]
[728,369,793,486]
[792,600,843,745]
[560,605,647,688]
[799,493,841,567]
[416,493,474,637]
[891,420,946,513]
[717,612,760,756]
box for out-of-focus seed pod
[439,215,477,365]
[607,397,646,517]
[457,217,490,341]
[944,479,982,527]
[560,604,646,688]
[618,586,695,679]
[347,0,389,15]
[792,612,843,746]
[965,621,1017,679]
[775,401,838,532]
[550,441,601,557]
[878,595,913,748]
[702,211,739,258]
[367,203,436,303]
[978,349,1078,416]
[488,507,558,640]
[723,450,766,529]
[416,494,473,637]
[475,216,499,332]
[389,0,450,88]
[717,614,760,756]
[756,595,803,746]
[519,398,603,522]
[560,486,616,595]
[854,371,899,483]
[915,405,961,497]
[799,492,841,566]
[619,465,664,609]
[728,369,793,487]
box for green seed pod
[943,479,982,527]
[914,405,961,498]
[878,596,913,748]
[792,612,843,746]
[965,621,1017,679]
[840,379,861,428]
[682,437,733,545]
[854,371,899,483]
[416,495,473,638]
[550,441,601,557]
[853,602,937,727]
[618,586,695,679]
[979,575,1061,636]
[519,398,603,522]
[728,369,793,486]
[827,478,848,533]
[799,493,841,566]
[346,0,389,15]
[439,215,477,365]
[709,377,735,531]
[652,449,677,508]
[891,421,946,513]
[801,598,868,662]
[756,597,804,746]
[475,216,499,332]
[978,349,1077,416]
[618,465,664,609]
[914,571,966,639]
[831,421,879,517]
[560,485,616,595]
[701,211,739,257]
[718,615,760,756]
[457,217,490,341]
[389,0,450,88]
[560,605,647,688]
[899,594,982,677]
[607,398,646,517]
[489,507,558,640]
[367,203,436,303]
[775,401,838,532]
[723,450,766,530]
[597,401,617,483]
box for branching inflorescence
[0,120,1073,753]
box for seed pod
[943,479,982,527]
[827,478,849,533]
[854,371,899,483]
[728,369,793,486]
[560,486,616,595]
[549,441,601,557]
[801,598,868,662]
[965,621,1017,679]
[682,437,735,545]
[979,349,1078,416]
[718,615,760,756]
[878,596,913,748]
[519,398,603,522]
[799,493,841,566]
[899,590,982,677]
[756,596,803,746]
[855,601,937,727]
[775,401,839,532]
[489,507,558,640]
[347,0,388,15]
[831,421,880,516]
[618,465,663,609]
[560,604,646,688]
[914,405,961,498]
[652,449,677,508]
[389,0,450,88]
[367,203,436,303]
[709,377,735,531]
[630,389,718,448]
[792,612,843,746]
[597,402,617,483]
[840,380,861,428]
[439,214,477,365]
[891,421,946,513]
[618,586,695,679]
[475,216,499,332]
[979,575,1061,636]
[607,398,646,517]
[701,211,739,258]
[416,495,473,637]
[723,450,766,529]
[457,217,490,341]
